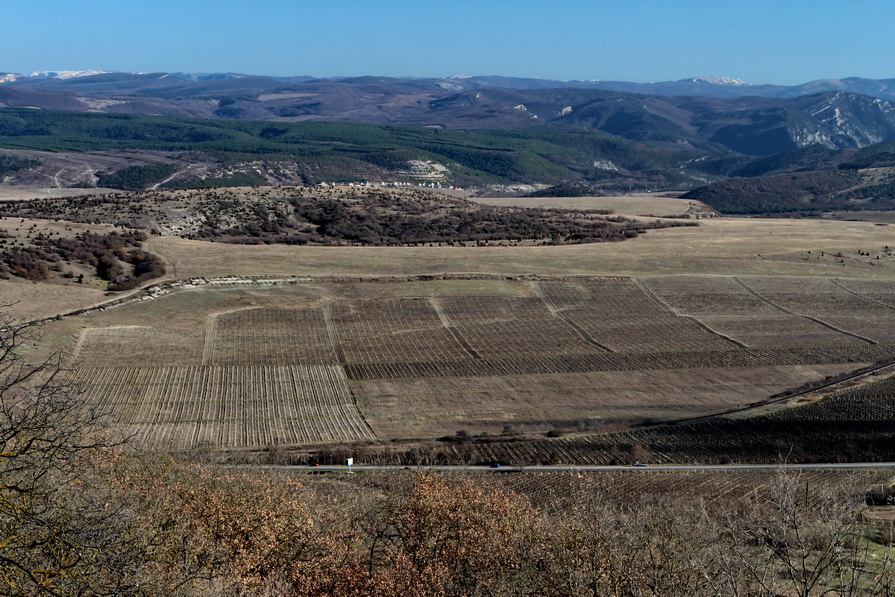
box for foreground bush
[5,458,894,596]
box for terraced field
[329,298,470,364]
[541,278,740,353]
[66,274,895,453]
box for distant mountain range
[5,70,895,101]
[5,70,895,157]
[5,70,895,213]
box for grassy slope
[146,217,895,280]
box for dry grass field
[4,207,895,320]
[5,191,895,460]
[0,184,119,201]
[470,193,698,216]
[144,215,895,282]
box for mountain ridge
[4,71,895,156]
[5,70,895,212]
[7,70,895,100]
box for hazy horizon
[2,0,893,86]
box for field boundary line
[798,315,878,345]
[680,315,749,349]
[635,278,746,348]
[428,298,482,359]
[735,277,877,345]
[558,317,615,352]
[68,329,89,367]
[732,277,791,314]
[531,281,614,352]
[530,281,559,316]
[321,299,347,364]
[202,314,217,366]
[632,278,677,315]
[332,364,377,440]
[833,279,895,311]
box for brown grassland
[470,193,700,216]
[145,215,895,281]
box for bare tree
[0,309,125,595]
[705,468,895,597]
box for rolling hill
[4,72,895,156]
[6,71,895,213]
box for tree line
[0,228,165,290]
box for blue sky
[3,0,893,84]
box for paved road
[246,462,895,473]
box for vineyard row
[68,365,373,450]
[439,376,895,466]
[344,345,895,380]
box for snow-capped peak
[26,69,112,80]
[0,73,22,83]
[690,76,755,86]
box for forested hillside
[0,108,731,188]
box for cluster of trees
[287,197,637,245]
[0,154,38,179]
[1,185,697,247]
[838,180,895,205]
[682,170,860,214]
[0,192,180,230]
[162,171,268,189]
[839,139,895,170]
[96,164,178,190]
[1,312,893,596]
[0,245,55,281]
[0,229,164,289]
[526,177,623,198]
[186,190,691,246]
